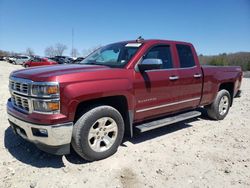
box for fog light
[32,128,48,137]
[39,129,48,135]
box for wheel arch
[219,82,234,106]
[74,95,134,138]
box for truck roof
[119,39,192,46]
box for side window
[119,47,138,64]
[176,44,195,68]
[144,45,173,69]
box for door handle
[169,76,179,80]
[193,73,202,78]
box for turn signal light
[48,102,60,111]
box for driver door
[134,44,179,121]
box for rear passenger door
[174,44,203,110]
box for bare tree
[0,50,10,57]
[44,46,55,57]
[71,48,79,58]
[26,48,35,56]
[54,43,67,56]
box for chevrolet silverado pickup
[7,38,242,161]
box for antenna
[136,36,144,43]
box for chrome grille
[9,76,60,114]
[11,94,30,112]
[9,79,29,95]
[9,77,32,113]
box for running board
[135,111,201,133]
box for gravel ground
[243,71,250,78]
[0,61,249,188]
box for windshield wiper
[85,62,102,65]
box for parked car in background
[11,55,31,65]
[63,56,73,63]
[23,57,57,67]
[51,56,73,64]
[72,57,85,64]
[7,56,17,64]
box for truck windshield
[79,42,142,68]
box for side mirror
[138,58,163,72]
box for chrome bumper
[8,113,73,146]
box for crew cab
[7,38,242,161]
[23,57,57,68]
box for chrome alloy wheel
[219,95,229,116]
[88,117,118,152]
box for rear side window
[176,44,195,68]
[144,45,173,69]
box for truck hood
[11,64,113,82]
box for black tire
[25,65,29,68]
[71,105,124,161]
[205,89,231,120]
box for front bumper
[8,113,73,155]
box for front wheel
[71,105,124,161]
[205,89,231,120]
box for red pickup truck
[7,38,242,161]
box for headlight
[33,100,60,113]
[31,82,60,114]
[31,82,59,97]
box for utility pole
[71,28,74,58]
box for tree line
[0,48,35,57]
[199,52,250,71]
[1,46,250,71]
[0,43,102,58]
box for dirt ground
[0,61,249,188]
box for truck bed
[200,65,242,106]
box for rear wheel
[71,105,124,161]
[25,65,29,68]
[205,89,231,120]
